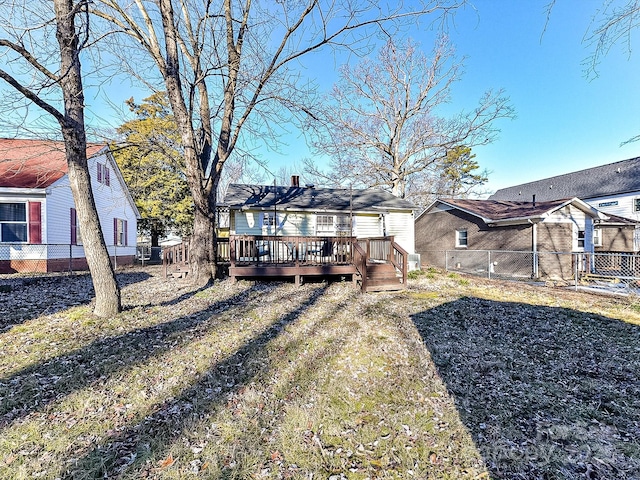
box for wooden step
[363,263,404,292]
[171,267,190,279]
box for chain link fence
[423,249,640,292]
[0,243,134,275]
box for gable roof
[421,197,612,225]
[224,184,415,212]
[0,138,105,188]
[489,156,640,202]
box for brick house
[415,197,636,279]
[489,156,640,250]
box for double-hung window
[70,208,82,245]
[262,212,276,234]
[456,229,468,248]
[593,228,602,247]
[0,203,27,242]
[634,198,640,212]
[316,215,334,234]
[97,162,111,186]
[114,218,128,246]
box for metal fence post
[488,250,491,279]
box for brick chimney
[291,175,300,187]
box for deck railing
[162,237,230,277]
[164,235,407,288]
[229,235,356,266]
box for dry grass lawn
[0,266,639,479]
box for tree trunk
[55,0,121,316]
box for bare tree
[304,37,514,202]
[93,0,466,285]
[0,0,121,316]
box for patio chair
[255,240,270,261]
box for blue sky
[83,1,639,196]
[262,0,640,194]
[442,0,640,194]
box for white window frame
[262,212,276,234]
[577,229,586,249]
[0,202,27,243]
[455,229,468,248]
[634,197,640,212]
[115,218,127,246]
[593,227,602,247]
[335,215,351,236]
[316,214,334,234]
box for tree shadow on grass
[411,297,640,480]
[0,282,266,428]
[63,283,341,478]
[0,271,151,331]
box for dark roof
[441,198,577,221]
[443,199,571,221]
[0,138,105,188]
[224,184,415,212]
[422,197,633,224]
[489,156,640,202]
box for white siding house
[224,182,416,255]
[0,138,140,273]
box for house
[217,179,415,289]
[225,179,415,254]
[489,156,640,249]
[0,138,140,273]
[414,197,637,280]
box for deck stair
[361,262,404,292]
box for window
[336,215,352,234]
[261,212,276,233]
[456,229,468,248]
[70,208,82,245]
[593,228,602,247]
[0,203,27,242]
[316,215,334,234]
[634,198,640,212]
[97,162,110,186]
[577,230,585,249]
[114,218,128,246]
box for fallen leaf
[159,454,176,468]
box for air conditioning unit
[407,253,421,271]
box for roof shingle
[489,156,640,202]
[0,138,104,188]
[224,184,415,212]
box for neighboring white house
[0,138,140,273]
[223,179,416,255]
[489,156,640,249]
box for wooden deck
[164,235,408,292]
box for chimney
[291,175,300,187]
[532,194,536,207]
